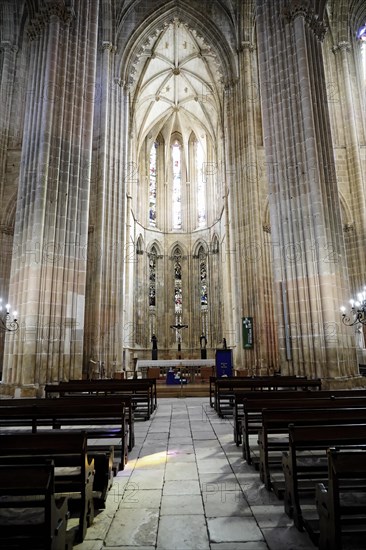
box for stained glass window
[359,24,366,84]
[149,247,157,307]
[149,143,157,226]
[196,141,206,227]
[172,141,182,229]
[173,246,182,317]
[199,246,208,335]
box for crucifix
[170,322,188,359]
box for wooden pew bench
[0,431,94,544]
[234,388,366,447]
[241,395,366,465]
[282,423,366,538]
[0,460,69,550]
[45,378,156,420]
[215,377,321,418]
[258,406,366,494]
[67,378,158,414]
[316,448,366,550]
[0,400,128,472]
[43,393,135,452]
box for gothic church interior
[0,0,365,395]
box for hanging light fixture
[341,287,366,326]
[0,299,19,333]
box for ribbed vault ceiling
[130,18,224,152]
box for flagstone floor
[75,397,316,550]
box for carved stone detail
[27,3,75,40]
[332,41,351,54]
[0,225,14,236]
[343,223,354,233]
[101,41,117,53]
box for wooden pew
[234,388,366,446]
[316,448,366,550]
[0,431,94,543]
[214,377,321,417]
[258,406,366,493]
[45,378,156,420]
[43,393,135,452]
[0,400,128,472]
[68,378,158,413]
[0,460,69,550]
[241,395,366,465]
[282,423,366,534]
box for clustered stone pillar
[332,41,366,292]
[83,16,128,375]
[2,1,100,395]
[256,0,357,382]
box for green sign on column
[242,317,254,349]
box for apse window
[359,24,366,84]
[172,141,182,230]
[149,142,157,227]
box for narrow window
[173,246,183,320]
[359,24,366,84]
[172,141,182,229]
[196,141,206,227]
[149,247,157,307]
[199,246,208,334]
[149,143,157,226]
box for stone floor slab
[105,508,159,547]
[207,516,264,543]
[160,494,204,515]
[156,515,209,549]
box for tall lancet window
[359,24,366,84]
[173,246,183,323]
[172,141,182,229]
[199,246,208,334]
[149,143,157,226]
[196,141,206,227]
[149,247,157,307]
[149,246,157,336]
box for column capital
[0,41,18,54]
[239,41,256,53]
[0,224,14,236]
[101,41,117,53]
[332,41,352,54]
[27,3,74,40]
[283,3,327,41]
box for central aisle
[75,397,315,550]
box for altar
[136,359,215,383]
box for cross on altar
[170,322,188,359]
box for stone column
[332,41,366,292]
[0,41,18,375]
[0,41,18,204]
[256,0,357,382]
[2,1,99,395]
[224,36,277,374]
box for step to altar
[156,382,210,398]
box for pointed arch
[136,234,145,255]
